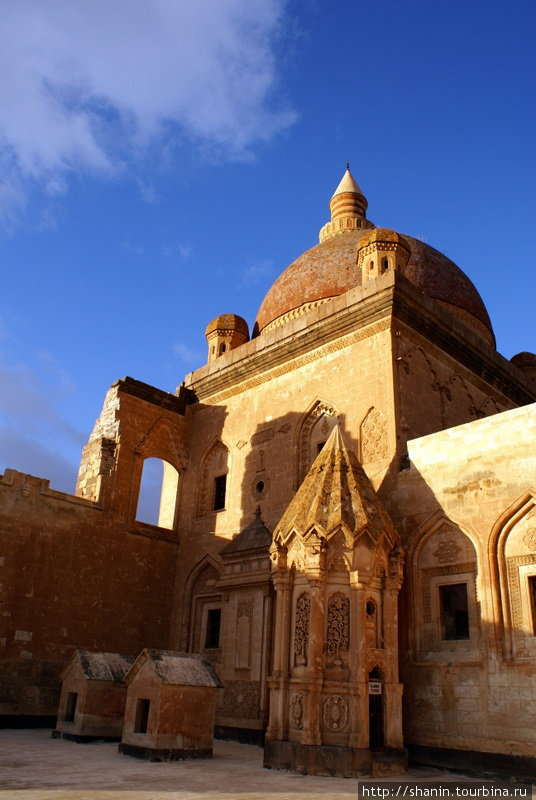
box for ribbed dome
[205,313,249,338]
[253,167,494,345]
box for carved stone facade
[0,167,535,778]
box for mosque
[0,167,535,777]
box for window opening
[205,608,222,648]
[439,583,469,640]
[213,474,227,511]
[382,257,389,273]
[136,457,179,529]
[256,480,265,493]
[65,692,78,723]
[219,343,226,355]
[366,600,376,617]
[529,576,536,635]
[369,260,374,271]
[134,698,151,733]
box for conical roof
[274,425,397,545]
[332,164,365,198]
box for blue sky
[0,0,534,493]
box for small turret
[357,228,411,283]
[319,163,374,242]
[205,314,249,363]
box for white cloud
[0,0,295,222]
[173,340,204,365]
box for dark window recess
[213,474,227,511]
[134,698,151,733]
[382,257,389,273]
[64,692,78,723]
[529,576,536,635]
[439,583,470,640]
[366,600,376,617]
[205,608,222,649]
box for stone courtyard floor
[0,729,493,800]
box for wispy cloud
[162,242,193,261]
[173,340,204,365]
[241,258,276,286]
[0,351,84,492]
[0,0,295,225]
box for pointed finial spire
[319,164,371,242]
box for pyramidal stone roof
[274,425,398,545]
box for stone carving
[221,680,259,719]
[290,693,304,729]
[360,407,388,463]
[327,593,350,665]
[298,400,339,483]
[323,694,349,731]
[523,529,536,552]
[294,593,310,666]
[251,429,274,446]
[433,539,462,564]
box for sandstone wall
[391,403,536,758]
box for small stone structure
[119,649,222,761]
[54,650,134,741]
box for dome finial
[319,165,370,242]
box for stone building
[0,167,535,777]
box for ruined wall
[0,377,191,718]
[390,403,536,760]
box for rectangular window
[64,692,78,723]
[529,576,536,635]
[134,698,151,733]
[439,583,470,640]
[205,608,222,649]
[213,474,227,511]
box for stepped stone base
[264,739,407,777]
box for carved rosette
[432,539,461,564]
[290,693,304,729]
[326,593,350,665]
[323,694,349,731]
[294,593,310,666]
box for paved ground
[0,729,484,800]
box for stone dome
[253,168,494,346]
[205,313,249,338]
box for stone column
[266,547,291,741]
[349,569,368,749]
[383,548,404,747]
[301,574,326,746]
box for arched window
[197,440,229,516]
[135,457,179,529]
[382,257,389,273]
